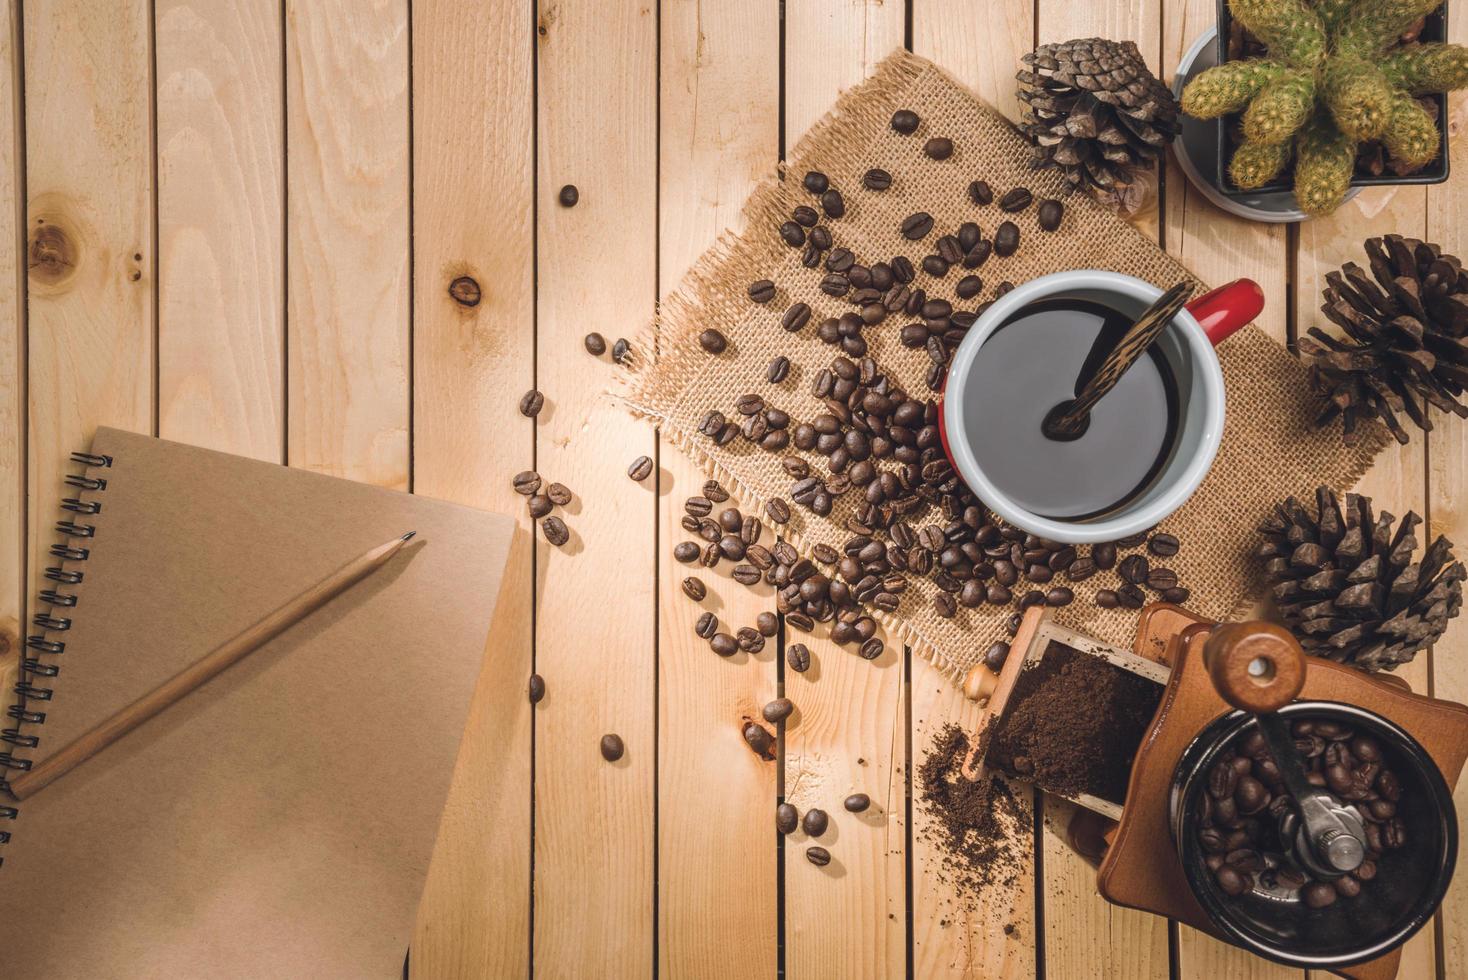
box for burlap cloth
[621,49,1385,680]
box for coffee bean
[924,137,954,160]
[900,211,934,240]
[749,279,776,304]
[1236,775,1269,813]
[600,734,624,762]
[545,482,571,506]
[1118,554,1150,584]
[529,674,546,704]
[803,170,829,194]
[859,637,884,660]
[1045,586,1074,607]
[1215,866,1248,896]
[984,641,1010,672]
[1148,532,1180,557]
[792,205,819,228]
[949,274,981,300]
[1117,529,1151,547]
[777,803,799,834]
[670,543,700,567]
[782,302,812,332]
[694,611,718,639]
[994,221,1020,257]
[737,627,765,653]
[1160,586,1191,603]
[965,181,994,209]
[779,221,805,247]
[682,576,707,601]
[1303,882,1337,908]
[987,583,1012,605]
[732,565,761,586]
[754,611,778,637]
[1117,583,1146,608]
[890,108,920,134]
[558,184,579,207]
[765,498,791,524]
[584,332,607,355]
[686,496,713,517]
[708,632,737,657]
[787,642,811,673]
[820,189,845,218]
[999,187,1033,212]
[611,337,631,363]
[513,470,541,495]
[1094,589,1119,609]
[528,494,553,519]
[627,455,654,482]
[542,516,569,546]
[803,808,829,837]
[763,698,794,724]
[933,592,956,618]
[787,611,814,633]
[743,721,776,759]
[844,793,870,813]
[920,255,948,277]
[1146,567,1178,591]
[1092,542,1117,569]
[806,846,831,867]
[1038,199,1063,231]
[863,167,892,191]
[699,328,728,353]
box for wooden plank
[1428,12,1468,974]
[408,0,535,975]
[24,0,154,593]
[1296,187,1434,980]
[656,0,780,976]
[284,0,409,487]
[1031,3,1171,976]
[155,0,283,461]
[782,3,908,977]
[532,0,657,974]
[0,0,21,707]
[908,3,1037,976]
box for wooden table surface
[2,1,1465,977]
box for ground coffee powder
[986,642,1162,804]
[918,723,1029,901]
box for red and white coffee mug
[939,271,1263,544]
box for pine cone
[1258,487,1464,672]
[1016,38,1180,196]
[1300,235,1468,445]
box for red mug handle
[1187,277,1264,346]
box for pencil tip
[401,531,416,541]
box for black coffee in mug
[963,298,1181,521]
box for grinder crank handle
[1202,621,1306,714]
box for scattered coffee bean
[777,803,799,834]
[611,337,631,363]
[806,845,831,866]
[627,455,654,482]
[732,565,761,586]
[782,302,812,332]
[820,189,845,218]
[792,205,819,227]
[1160,586,1191,603]
[999,187,1033,212]
[1045,586,1074,607]
[1148,532,1180,557]
[1037,198,1064,231]
[767,356,791,383]
[558,184,579,207]
[686,496,713,517]
[743,721,776,760]
[779,221,806,247]
[528,494,553,519]
[756,611,779,636]
[682,576,707,601]
[737,627,765,653]
[859,637,884,660]
[967,179,994,206]
[786,612,814,633]
[1116,583,1146,608]
[1118,554,1150,584]
[673,542,699,564]
[844,793,871,813]
[803,808,829,837]
[695,611,718,639]
[1092,541,1117,569]
[863,168,892,191]
[698,328,728,354]
[803,170,829,194]
[749,279,776,304]
[923,137,954,160]
[994,221,1020,257]
[541,516,569,546]
[1095,589,1120,609]
[901,211,934,240]
[1145,567,1178,591]
[528,674,545,704]
[546,482,572,506]
[890,109,920,134]
[711,633,738,657]
[984,641,1010,672]
[763,698,794,724]
[765,498,791,524]
[600,734,624,762]
[956,275,983,299]
[934,592,957,618]
[702,480,729,503]
[787,642,811,673]
[512,470,541,495]
[584,332,607,355]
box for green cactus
[1179,0,1467,215]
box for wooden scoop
[1042,280,1194,441]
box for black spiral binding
[0,450,112,861]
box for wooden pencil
[7,532,418,800]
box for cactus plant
[1182,0,1468,214]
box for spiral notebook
[0,427,515,978]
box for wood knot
[448,275,481,307]
[28,220,77,287]
[0,616,17,658]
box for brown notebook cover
[0,427,514,978]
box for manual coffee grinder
[980,604,1468,979]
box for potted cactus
[1181,0,1468,215]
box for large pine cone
[1016,38,1180,195]
[1258,486,1464,672]
[1300,235,1468,446]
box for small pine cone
[1300,234,1468,444]
[1258,486,1465,672]
[1016,38,1180,198]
